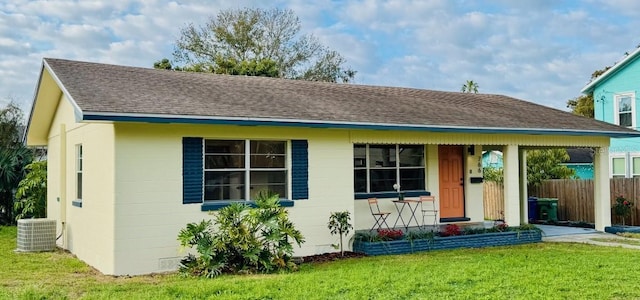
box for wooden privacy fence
[483,179,640,226]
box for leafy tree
[14,161,47,220]
[566,94,594,118]
[482,167,504,184]
[461,80,479,93]
[162,7,356,82]
[526,149,576,186]
[328,211,353,256]
[153,58,173,70]
[0,103,33,225]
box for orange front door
[438,145,465,219]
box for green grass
[2,225,640,299]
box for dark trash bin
[528,196,538,222]
[537,198,558,222]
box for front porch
[351,134,613,233]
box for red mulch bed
[302,251,366,264]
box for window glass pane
[354,169,367,193]
[619,112,632,127]
[369,145,396,168]
[400,168,425,190]
[205,155,244,169]
[369,169,396,192]
[250,171,287,198]
[399,145,424,167]
[250,141,285,154]
[250,141,286,168]
[205,140,244,154]
[354,144,366,167]
[633,157,640,175]
[612,157,626,175]
[250,155,285,168]
[77,173,82,199]
[77,145,83,171]
[204,171,245,200]
[250,184,286,200]
[619,96,632,112]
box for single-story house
[26,58,640,275]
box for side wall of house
[46,95,116,274]
[594,57,640,156]
[592,57,640,177]
[112,123,355,275]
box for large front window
[204,140,287,201]
[354,144,425,193]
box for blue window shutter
[183,137,203,204]
[291,140,309,200]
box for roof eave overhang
[82,112,640,138]
[581,47,640,94]
[25,59,85,146]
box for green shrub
[177,191,304,277]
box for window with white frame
[612,156,626,178]
[354,144,425,193]
[615,93,635,128]
[632,156,640,178]
[204,140,287,201]
[76,144,83,200]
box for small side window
[76,144,83,200]
[612,157,626,178]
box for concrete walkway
[536,225,640,250]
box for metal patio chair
[420,195,439,229]
[368,198,391,231]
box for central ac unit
[16,219,56,252]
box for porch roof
[28,58,640,145]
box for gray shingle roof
[43,58,638,135]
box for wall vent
[16,219,56,252]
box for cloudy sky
[1,0,640,113]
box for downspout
[59,124,67,248]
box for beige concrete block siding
[112,123,357,275]
[46,95,116,274]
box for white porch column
[594,147,611,231]
[503,144,521,225]
[519,149,528,224]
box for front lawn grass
[2,225,640,299]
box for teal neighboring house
[582,47,640,178]
[482,150,503,168]
[564,148,594,180]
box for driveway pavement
[536,224,640,250]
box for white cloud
[1,0,640,115]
